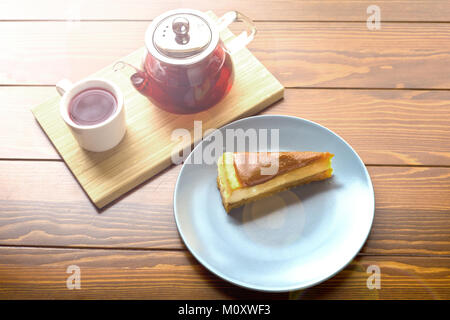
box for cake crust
[233,152,333,186]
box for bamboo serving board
[31,12,284,208]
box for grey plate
[173,115,375,292]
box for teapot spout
[113,61,149,93]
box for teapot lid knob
[172,17,190,44]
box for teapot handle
[217,11,257,55]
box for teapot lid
[146,9,220,65]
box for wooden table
[1,0,449,300]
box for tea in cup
[56,78,126,152]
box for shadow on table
[182,250,289,300]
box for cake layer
[216,152,333,212]
[221,169,332,212]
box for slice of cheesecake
[217,152,334,212]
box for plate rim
[173,114,375,292]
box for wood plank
[1,0,449,22]
[362,166,450,256]
[1,162,449,255]
[263,90,450,166]
[0,87,59,159]
[0,246,448,299]
[0,246,287,299]
[1,22,449,88]
[291,255,450,299]
[0,161,184,249]
[3,87,450,166]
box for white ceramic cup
[56,78,126,152]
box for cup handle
[56,79,73,96]
[216,11,257,55]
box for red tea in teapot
[115,9,255,114]
[131,44,234,114]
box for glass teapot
[114,9,256,114]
